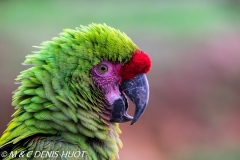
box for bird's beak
[110,74,149,125]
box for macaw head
[52,23,152,125]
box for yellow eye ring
[97,64,108,74]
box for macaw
[0,23,151,160]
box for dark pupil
[101,66,106,71]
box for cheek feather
[120,50,152,81]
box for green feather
[35,87,46,98]
[19,97,32,105]
[23,89,36,95]
[31,96,47,103]
[24,103,42,112]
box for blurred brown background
[1,1,240,160]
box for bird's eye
[97,64,108,74]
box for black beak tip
[130,119,137,125]
[130,105,146,125]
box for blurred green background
[1,0,240,160]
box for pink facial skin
[90,61,123,104]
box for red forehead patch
[120,50,151,81]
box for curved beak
[110,74,149,125]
